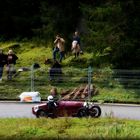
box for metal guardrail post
[31,64,34,91]
[88,66,92,101]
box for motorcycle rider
[47,95,57,110]
[47,88,59,116]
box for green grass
[0,41,140,103]
[0,118,139,140]
[93,87,140,104]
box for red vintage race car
[32,100,101,118]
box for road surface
[0,102,140,120]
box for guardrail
[0,66,140,100]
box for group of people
[0,49,18,81]
[0,31,82,81]
[53,31,82,63]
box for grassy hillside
[0,41,94,98]
[0,41,97,68]
[0,41,140,103]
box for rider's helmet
[47,95,54,102]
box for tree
[0,0,40,39]
[80,0,140,68]
[38,0,81,49]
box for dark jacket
[73,35,80,45]
[7,54,18,65]
[49,61,62,77]
[0,54,7,66]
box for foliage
[80,0,140,69]
[0,118,140,139]
[0,0,139,68]
[39,0,81,38]
[0,0,40,39]
[0,41,140,103]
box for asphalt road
[0,102,140,120]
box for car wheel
[37,110,47,118]
[89,105,101,118]
[77,108,87,118]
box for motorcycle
[32,100,101,118]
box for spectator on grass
[6,49,18,80]
[53,34,65,62]
[0,49,7,81]
[50,87,60,101]
[49,60,63,82]
[72,31,83,55]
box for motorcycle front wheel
[89,105,101,118]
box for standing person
[53,34,65,62]
[6,49,18,80]
[72,31,83,54]
[0,49,7,81]
[49,60,63,82]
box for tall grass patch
[0,118,139,139]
